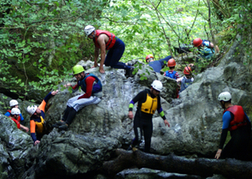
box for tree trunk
[99,148,252,178]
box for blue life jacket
[165,71,177,79]
[78,73,102,94]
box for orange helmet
[193,38,203,47]
[146,54,154,62]
[167,58,176,67]
[183,66,192,75]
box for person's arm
[97,35,107,73]
[20,124,29,132]
[30,120,37,143]
[19,113,24,124]
[209,42,220,53]
[157,96,170,127]
[176,77,183,83]
[78,77,96,99]
[38,90,58,112]
[4,111,11,117]
[128,90,146,119]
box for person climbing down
[5,99,25,125]
[53,65,102,131]
[176,65,194,93]
[128,80,170,153]
[163,58,179,79]
[27,90,58,145]
[146,54,173,73]
[215,92,251,160]
[9,108,29,132]
[193,38,220,60]
[84,25,134,77]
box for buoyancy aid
[35,116,45,134]
[79,73,102,94]
[165,70,177,79]
[223,105,248,131]
[93,30,116,50]
[9,117,20,129]
[7,109,21,122]
[140,93,158,114]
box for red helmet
[167,58,176,67]
[193,38,203,47]
[146,54,154,62]
[183,66,192,75]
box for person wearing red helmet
[163,58,179,79]
[84,25,133,77]
[193,38,220,60]
[146,54,173,73]
[176,64,194,93]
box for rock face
[0,34,251,178]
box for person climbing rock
[53,65,102,131]
[176,65,194,93]
[84,25,134,77]
[215,92,251,160]
[5,99,25,125]
[146,54,173,73]
[27,90,58,145]
[9,108,29,132]
[163,58,179,79]
[128,80,170,153]
[193,38,220,60]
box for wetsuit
[5,110,25,125]
[129,89,166,152]
[219,105,251,160]
[63,73,102,125]
[148,56,173,73]
[93,30,131,71]
[30,92,54,142]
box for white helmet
[11,108,20,115]
[10,99,18,107]
[151,80,163,92]
[84,25,95,36]
[218,92,231,102]
[27,105,37,115]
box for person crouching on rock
[53,65,102,131]
[27,90,58,145]
[9,108,29,132]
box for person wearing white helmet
[4,99,25,124]
[128,80,170,153]
[84,25,134,77]
[9,108,29,132]
[215,91,251,160]
[27,90,58,145]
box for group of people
[4,25,250,161]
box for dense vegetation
[0,0,251,101]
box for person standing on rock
[53,65,102,131]
[27,90,58,145]
[9,108,29,132]
[215,92,251,160]
[145,54,173,73]
[176,65,194,93]
[5,99,25,125]
[128,80,170,153]
[163,58,179,80]
[84,25,134,77]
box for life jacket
[93,30,116,50]
[35,116,45,134]
[7,109,21,122]
[180,77,193,92]
[165,70,177,79]
[9,117,20,129]
[140,92,158,114]
[223,105,248,131]
[79,73,102,94]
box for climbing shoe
[125,67,134,78]
[58,123,68,131]
[52,121,65,128]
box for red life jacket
[223,105,248,131]
[7,109,21,122]
[9,117,21,129]
[93,30,116,50]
